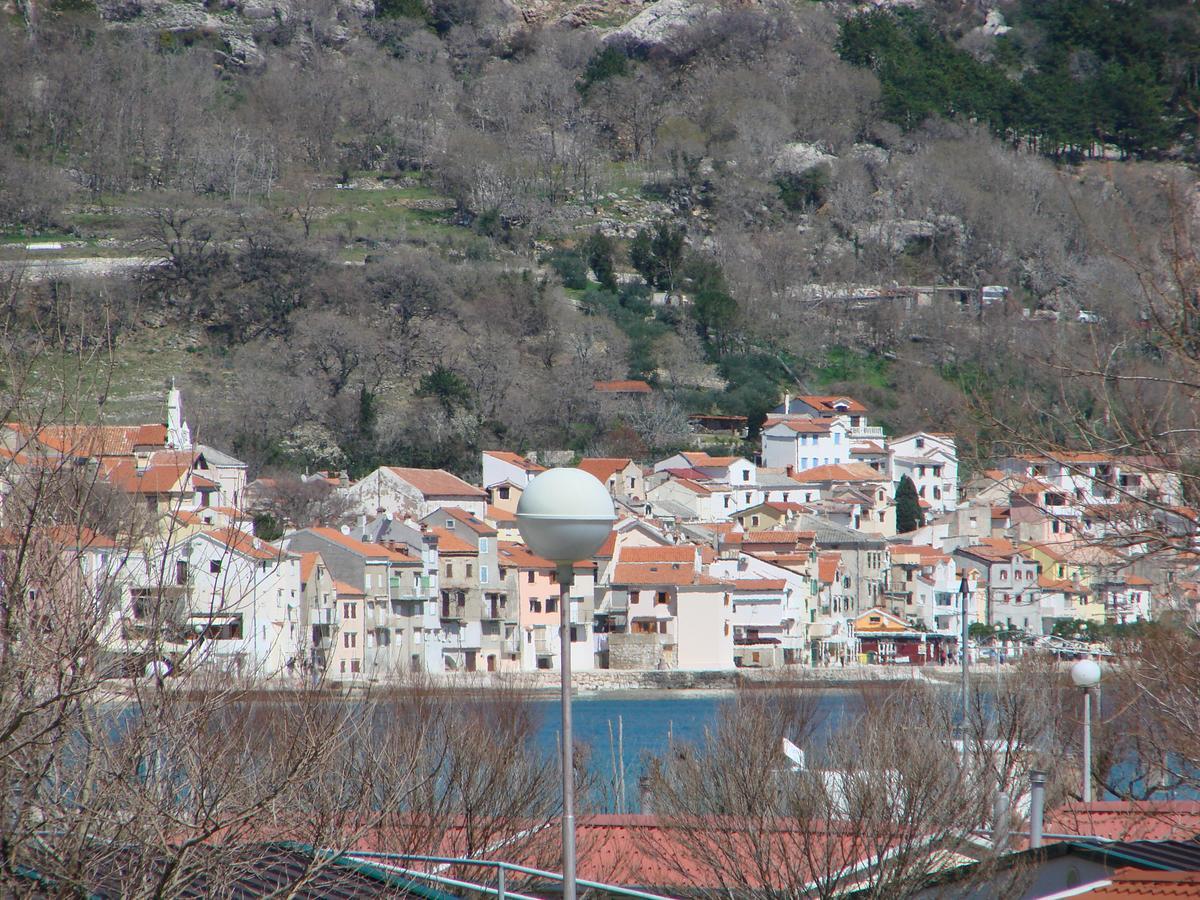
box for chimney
[1028,771,1045,849]
[992,791,1010,852]
[358,514,367,541]
[786,465,794,476]
[783,392,791,414]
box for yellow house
[1021,542,1105,622]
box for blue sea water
[529,689,865,809]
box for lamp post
[959,572,973,736]
[1070,658,1102,803]
[516,468,616,900]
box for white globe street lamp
[516,468,615,900]
[1070,658,1102,803]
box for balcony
[849,424,886,440]
[390,575,433,602]
[482,593,508,621]
[440,602,467,622]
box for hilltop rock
[604,0,717,54]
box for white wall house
[182,529,302,677]
[710,554,812,666]
[889,432,959,513]
[481,450,545,492]
[761,419,851,473]
[342,466,487,520]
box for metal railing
[344,852,680,900]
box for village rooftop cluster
[2,383,1195,681]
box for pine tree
[895,474,923,533]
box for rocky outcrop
[771,141,837,176]
[603,0,717,54]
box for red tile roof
[299,551,321,585]
[681,451,740,466]
[387,467,485,498]
[818,552,842,583]
[792,463,887,483]
[301,527,400,560]
[428,527,476,554]
[578,458,634,482]
[101,460,191,495]
[333,579,366,598]
[1045,802,1200,842]
[796,394,868,414]
[594,379,652,394]
[482,450,546,473]
[764,418,833,434]
[485,504,516,524]
[10,423,169,457]
[661,466,713,481]
[203,527,283,562]
[743,531,815,545]
[1087,869,1200,897]
[611,562,727,587]
[439,506,497,536]
[619,545,696,564]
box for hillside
[1,0,1197,478]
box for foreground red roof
[1046,802,1200,843]
[1087,868,1200,898]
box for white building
[888,432,959,514]
[342,467,487,520]
[181,528,302,677]
[710,554,812,666]
[761,418,851,473]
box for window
[340,661,346,674]
[915,437,925,449]
[724,622,730,636]
[344,632,357,648]
[630,590,640,605]
[742,470,750,482]
[527,570,536,583]
[656,591,668,605]
[209,559,222,574]
[175,560,188,585]
[629,477,636,489]
[445,519,455,529]
[723,496,731,508]
[498,486,510,500]
[751,515,760,527]
[350,660,360,673]
[445,563,453,578]
[834,432,841,445]
[547,596,558,613]
[480,538,489,554]
[466,563,473,578]
[530,599,542,613]
[343,603,357,619]
[480,565,489,583]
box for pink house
[499,542,596,672]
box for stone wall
[607,633,662,670]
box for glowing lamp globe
[516,468,616,563]
[1070,658,1102,688]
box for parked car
[1077,309,1101,324]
